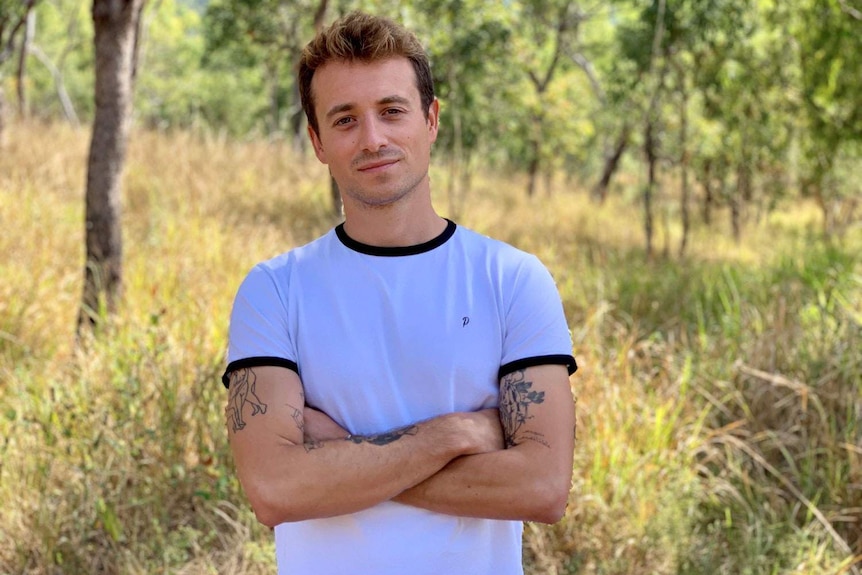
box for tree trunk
[526,137,540,197]
[0,80,6,147]
[592,124,629,203]
[460,151,473,204]
[640,0,666,259]
[265,57,280,136]
[701,159,714,225]
[544,168,554,197]
[290,76,305,151]
[644,118,657,259]
[311,0,328,31]
[678,71,690,258]
[16,8,35,118]
[79,0,145,329]
[731,163,744,243]
[446,64,463,219]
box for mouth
[357,159,399,173]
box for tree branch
[838,0,862,20]
[570,51,605,103]
[27,44,80,126]
[0,0,36,66]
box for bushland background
[0,0,860,573]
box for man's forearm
[235,410,501,527]
[392,447,571,524]
[304,405,567,523]
[394,366,576,524]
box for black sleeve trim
[222,357,299,388]
[498,354,577,381]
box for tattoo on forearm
[500,369,549,448]
[225,368,268,433]
[346,425,418,446]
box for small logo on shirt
[462,316,470,327]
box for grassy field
[1,120,860,574]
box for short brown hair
[298,11,435,136]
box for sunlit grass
[1,120,860,574]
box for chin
[344,186,414,209]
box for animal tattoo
[346,424,418,446]
[226,368,268,432]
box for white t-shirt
[224,220,576,575]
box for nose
[358,117,388,152]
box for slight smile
[357,159,399,173]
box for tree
[14,3,34,116]
[79,0,146,329]
[417,0,512,217]
[794,0,862,235]
[0,0,38,141]
[204,0,336,209]
[609,0,784,255]
[204,0,329,141]
[514,0,586,197]
[613,0,669,258]
[18,0,92,124]
[688,0,796,243]
[588,3,637,204]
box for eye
[383,108,405,117]
[334,116,354,127]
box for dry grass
[1,120,860,574]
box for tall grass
[1,121,859,574]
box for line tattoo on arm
[500,369,549,448]
[346,424,418,446]
[285,394,324,452]
[225,368,268,433]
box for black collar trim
[335,219,456,256]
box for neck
[342,199,446,248]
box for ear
[307,125,328,164]
[427,98,440,144]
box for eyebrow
[324,95,412,120]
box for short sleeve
[498,255,576,380]
[222,261,297,388]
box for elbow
[246,483,285,528]
[252,504,282,529]
[251,502,285,529]
[525,478,571,524]
[244,478,302,528]
[529,497,568,525]
[244,475,332,527]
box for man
[222,11,577,575]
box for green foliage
[10,0,859,232]
[792,0,862,215]
[0,0,34,67]
[418,0,515,159]
[136,0,267,134]
[202,0,340,135]
[20,0,93,120]
[796,0,862,144]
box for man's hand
[458,408,505,453]
[304,406,350,442]
[392,365,575,523]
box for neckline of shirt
[335,219,457,257]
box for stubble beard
[341,167,429,210]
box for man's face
[307,57,439,210]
